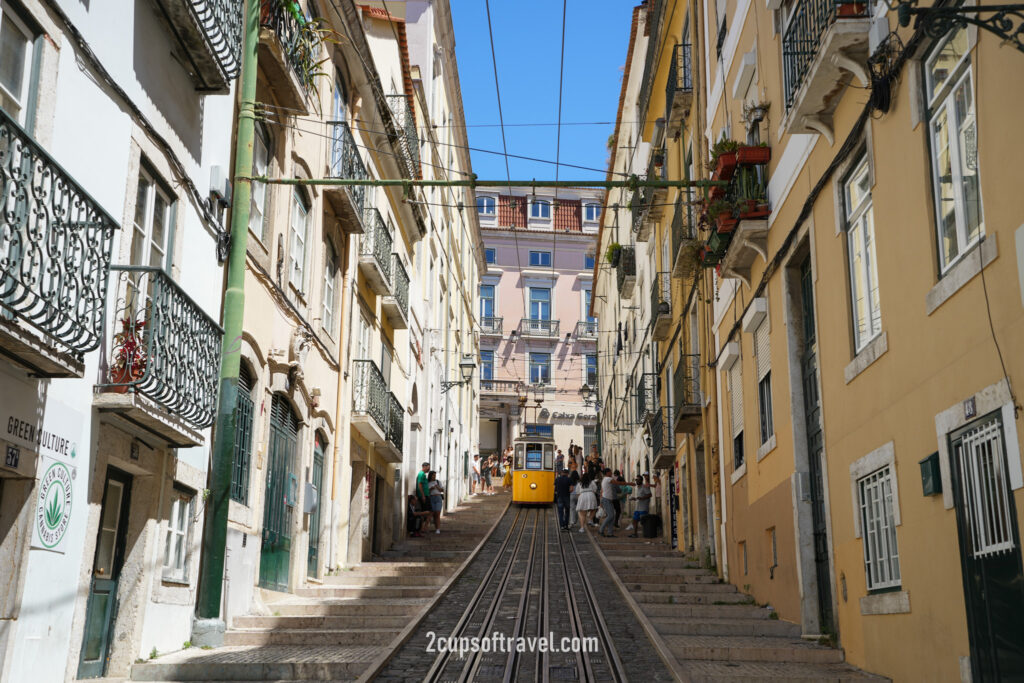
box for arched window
[230,362,257,504]
[530,199,551,220]
[477,196,496,215]
[584,203,601,223]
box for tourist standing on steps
[481,456,493,494]
[471,454,481,495]
[576,473,599,531]
[427,471,445,533]
[416,462,430,510]
[599,468,618,537]
[568,469,581,528]
[629,475,653,537]
[554,469,573,530]
[501,460,513,489]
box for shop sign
[0,388,83,477]
[31,455,75,553]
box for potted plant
[108,317,148,392]
[710,137,739,181]
[652,149,666,178]
[707,199,737,234]
[736,142,771,166]
[836,0,867,17]
[606,242,623,266]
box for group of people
[407,462,446,537]
[553,445,654,537]
[471,453,511,495]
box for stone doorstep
[665,635,845,664]
[319,573,448,586]
[648,616,802,638]
[634,592,755,605]
[641,603,772,620]
[616,572,721,584]
[233,615,411,629]
[679,659,886,682]
[293,586,438,599]
[624,581,738,594]
[223,628,401,647]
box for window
[740,541,748,575]
[586,354,597,387]
[289,189,311,292]
[0,2,39,129]
[231,363,256,504]
[163,487,195,583]
[926,28,983,272]
[857,466,901,591]
[952,414,1016,559]
[583,289,596,323]
[529,352,550,385]
[755,321,774,445]
[480,350,494,381]
[529,251,552,267]
[477,196,496,215]
[584,252,595,270]
[529,288,550,320]
[584,203,601,222]
[250,123,270,242]
[843,156,881,351]
[480,284,494,319]
[132,166,174,271]
[485,247,496,264]
[530,200,551,220]
[322,240,338,336]
[729,360,744,469]
[525,424,554,438]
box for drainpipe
[194,0,258,642]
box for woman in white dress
[576,473,599,532]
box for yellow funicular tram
[511,433,555,504]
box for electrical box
[286,473,298,507]
[303,481,318,514]
[920,452,942,496]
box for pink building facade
[476,188,601,456]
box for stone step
[679,659,882,681]
[130,645,385,681]
[379,549,472,560]
[320,573,447,587]
[650,616,802,638]
[621,581,738,594]
[641,603,772,620]
[340,561,459,576]
[665,635,845,664]
[634,591,756,605]
[607,557,705,569]
[269,598,428,617]
[224,628,399,647]
[294,585,437,599]
[233,614,410,630]
[617,572,721,584]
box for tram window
[525,447,543,470]
[543,444,554,470]
[515,444,525,470]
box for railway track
[422,506,628,683]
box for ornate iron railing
[783,0,867,108]
[386,94,420,180]
[636,372,658,424]
[480,378,522,394]
[630,187,645,234]
[574,320,598,339]
[674,353,702,410]
[0,108,119,357]
[671,191,697,258]
[189,0,243,80]
[519,318,560,338]
[636,0,665,130]
[328,121,368,224]
[666,43,693,117]
[99,267,223,427]
[360,207,393,284]
[616,246,637,293]
[651,272,671,319]
[261,0,321,94]
[387,391,403,451]
[480,316,503,335]
[352,359,388,434]
[650,406,676,454]
[390,254,409,319]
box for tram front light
[530,482,537,489]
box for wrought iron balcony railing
[327,121,369,230]
[666,43,693,124]
[671,191,699,280]
[386,94,420,180]
[651,272,672,340]
[387,391,403,451]
[480,316,503,335]
[650,406,676,454]
[636,0,665,131]
[673,353,702,410]
[636,372,658,424]
[574,320,598,340]
[630,187,646,235]
[616,246,637,297]
[783,0,867,108]
[481,378,523,394]
[0,108,119,364]
[519,318,560,338]
[390,253,409,319]
[261,0,321,94]
[98,267,223,427]
[155,0,242,91]
[360,207,393,283]
[352,359,388,435]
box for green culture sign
[33,458,73,553]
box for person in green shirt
[416,462,431,507]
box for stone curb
[588,535,691,683]
[355,496,512,682]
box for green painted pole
[196,0,259,621]
[247,176,726,189]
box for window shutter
[729,361,743,435]
[755,321,770,380]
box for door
[260,395,297,592]
[480,284,494,319]
[529,287,550,333]
[950,413,1024,681]
[307,435,325,578]
[78,468,132,679]
[799,256,835,634]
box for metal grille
[390,254,409,318]
[729,360,743,435]
[388,391,404,451]
[360,208,394,283]
[231,364,255,504]
[858,466,901,590]
[956,418,1016,559]
[352,359,389,434]
[188,0,243,79]
[261,0,322,94]
[308,438,324,577]
[386,94,421,180]
[327,120,368,225]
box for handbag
[595,506,606,521]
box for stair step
[294,586,437,599]
[649,616,801,637]
[130,645,386,681]
[617,572,721,584]
[224,628,399,647]
[320,573,447,586]
[339,561,458,576]
[634,592,756,605]
[665,635,845,664]
[233,614,410,629]
[679,659,882,681]
[608,559,707,571]
[269,598,428,616]
[640,603,772,620]
[622,581,738,594]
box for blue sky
[449,0,635,182]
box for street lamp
[578,383,593,404]
[441,354,476,394]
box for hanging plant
[606,242,623,265]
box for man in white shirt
[471,455,481,495]
[599,468,618,537]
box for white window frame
[529,287,551,321]
[477,196,496,215]
[583,203,600,223]
[857,466,901,591]
[479,283,495,319]
[529,352,550,386]
[584,252,595,270]
[250,124,270,242]
[163,488,195,583]
[321,239,337,337]
[0,2,37,128]
[132,166,174,272]
[530,199,551,220]
[479,349,494,381]
[755,320,774,445]
[844,156,882,352]
[485,247,496,264]
[953,415,1017,559]
[925,29,983,273]
[289,189,311,294]
[529,250,552,267]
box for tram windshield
[525,446,543,470]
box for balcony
[325,121,368,234]
[636,0,665,129]
[665,44,693,138]
[636,372,658,425]
[574,320,598,341]
[781,0,872,140]
[382,391,403,463]
[518,318,560,340]
[358,208,393,295]
[0,109,119,378]
[671,193,700,280]
[650,407,677,469]
[616,246,637,299]
[351,358,389,444]
[673,353,702,435]
[651,272,672,341]
[152,0,242,92]
[719,167,771,287]
[259,0,321,114]
[382,254,409,329]
[387,94,420,180]
[480,316,503,336]
[481,379,524,397]
[93,267,223,447]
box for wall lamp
[441,354,476,394]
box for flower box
[736,145,771,166]
[713,151,738,181]
[716,215,738,234]
[836,1,867,17]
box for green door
[307,435,325,578]
[78,468,132,678]
[259,395,297,592]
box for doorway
[78,468,132,679]
[260,395,298,592]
